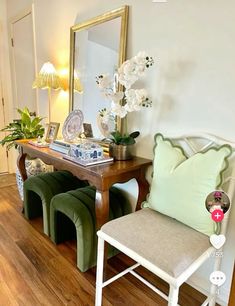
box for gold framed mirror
[69,6,128,138]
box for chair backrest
[147,132,235,236]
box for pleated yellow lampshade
[33,62,61,90]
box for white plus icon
[215,212,221,220]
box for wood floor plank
[0,173,16,188]
[0,186,111,306]
[107,255,168,305]
[0,280,18,306]
[0,254,41,305]
[0,225,63,305]
[17,238,97,305]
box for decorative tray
[28,140,50,148]
[63,155,113,167]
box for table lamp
[33,62,61,121]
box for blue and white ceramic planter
[16,157,53,200]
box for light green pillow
[143,134,232,236]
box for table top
[16,140,152,189]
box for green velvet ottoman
[50,186,131,272]
[23,170,88,236]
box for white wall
[0,0,15,173]
[4,0,235,304]
[6,0,81,130]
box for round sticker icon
[210,271,226,287]
[205,190,230,214]
[211,209,224,222]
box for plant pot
[109,143,134,161]
[16,157,53,200]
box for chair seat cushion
[101,208,212,278]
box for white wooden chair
[95,133,235,306]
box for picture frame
[45,122,60,142]
[83,123,93,138]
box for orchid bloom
[96,51,154,121]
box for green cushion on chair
[50,186,131,272]
[142,133,232,236]
[23,170,88,236]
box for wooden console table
[16,140,152,229]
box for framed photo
[83,123,93,138]
[45,122,60,142]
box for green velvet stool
[50,186,131,272]
[23,170,88,236]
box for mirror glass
[69,6,128,139]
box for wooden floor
[0,181,213,306]
[0,173,16,188]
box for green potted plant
[109,130,140,160]
[0,107,52,200]
[0,107,44,150]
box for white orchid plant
[96,51,154,119]
[96,51,154,144]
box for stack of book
[49,139,112,155]
[49,140,71,154]
[99,142,110,154]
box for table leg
[95,189,110,279]
[95,189,109,230]
[17,147,28,181]
[136,169,150,211]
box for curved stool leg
[50,192,95,272]
[50,186,131,272]
[23,170,87,236]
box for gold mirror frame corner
[68,5,129,133]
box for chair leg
[95,236,105,306]
[168,285,179,306]
[208,284,217,306]
[209,251,222,306]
